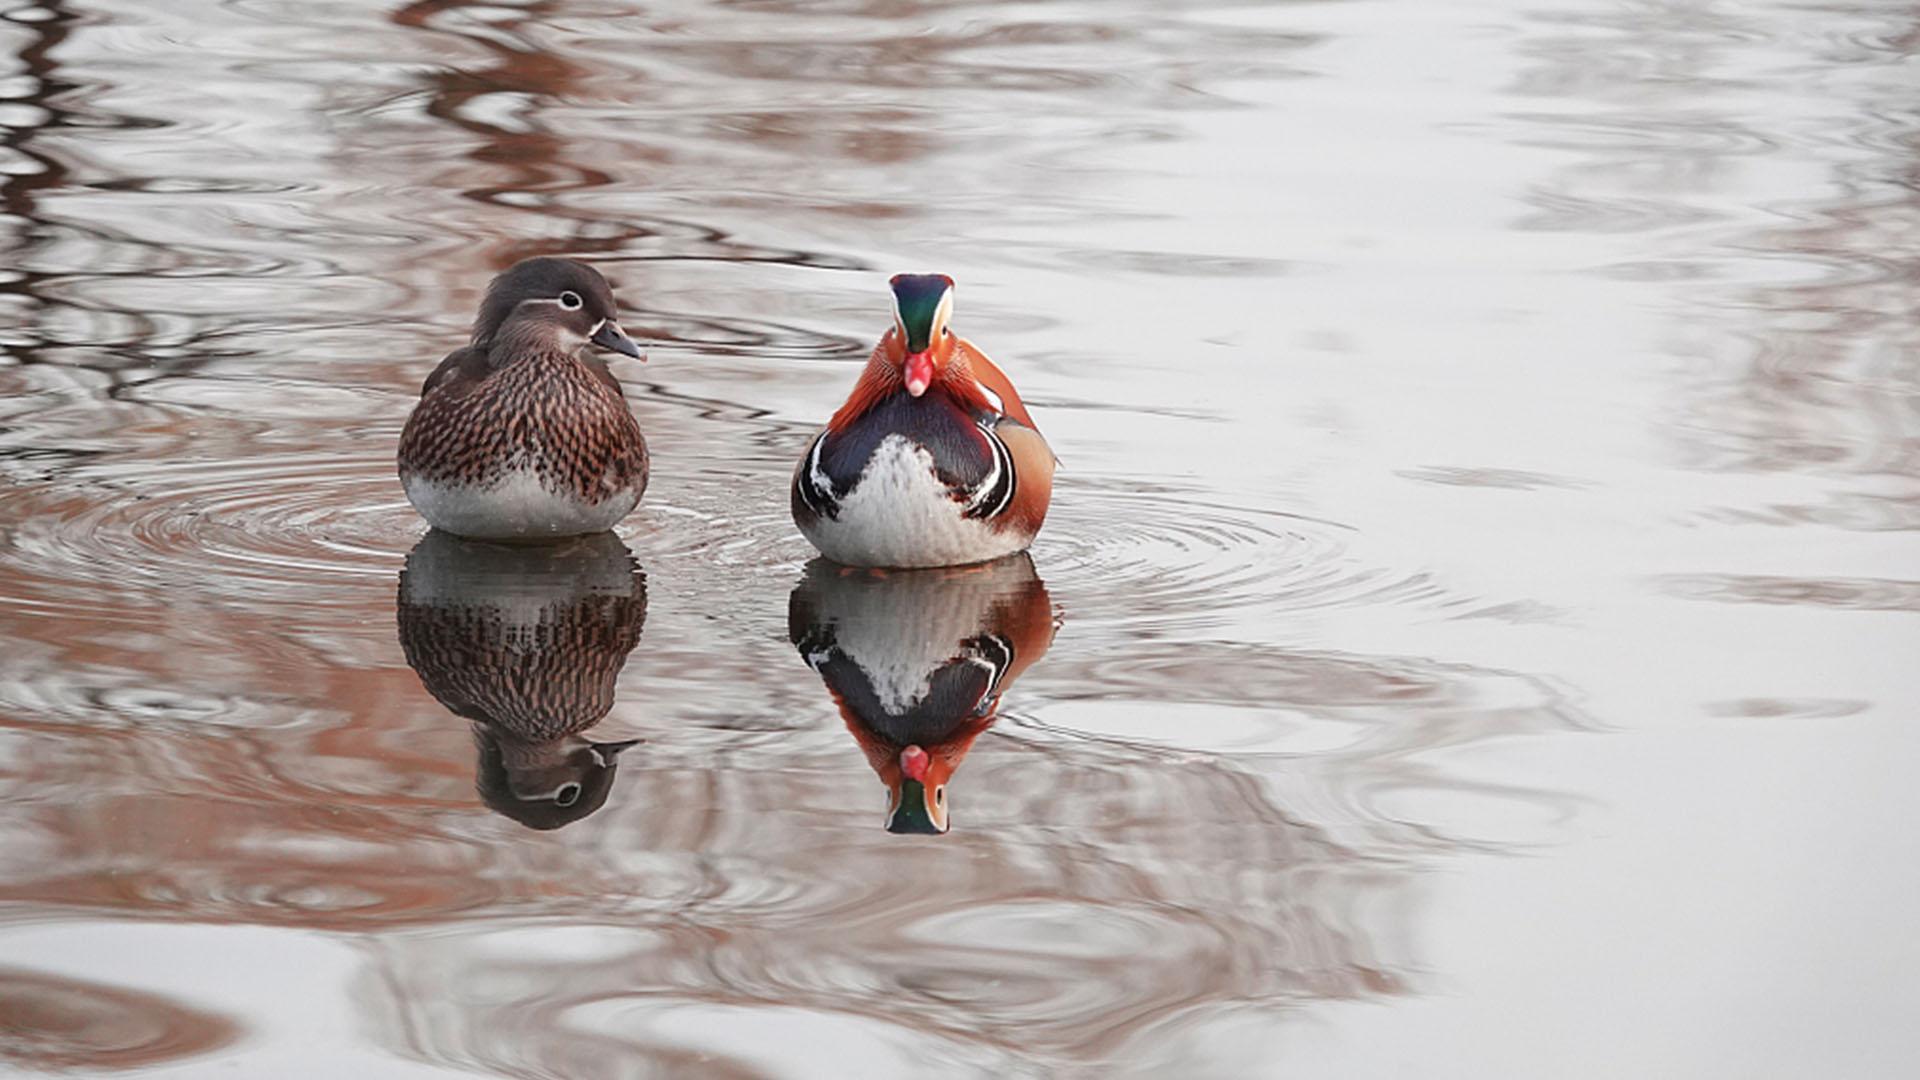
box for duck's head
[885,743,955,834]
[475,256,643,359]
[888,273,956,397]
[474,731,641,831]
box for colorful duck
[397,530,646,830]
[789,554,1058,833]
[792,274,1054,568]
[399,257,649,541]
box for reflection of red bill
[900,745,930,782]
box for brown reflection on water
[360,742,1404,1075]
[1513,0,1920,531]
[1660,572,1920,612]
[0,609,1571,1070]
[0,967,241,1073]
[789,555,1058,835]
[4,0,1910,1074]
[0,0,1591,1062]
[398,530,648,830]
[386,0,643,273]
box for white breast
[797,435,1030,568]
[404,465,638,541]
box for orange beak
[903,351,933,397]
[900,745,930,782]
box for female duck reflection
[396,531,645,830]
[789,554,1058,834]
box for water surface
[1,0,1916,1076]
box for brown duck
[399,257,649,541]
[397,529,646,830]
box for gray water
[0,0,1916,1076]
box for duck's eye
[555,782,582,807]
[934,787,945,805]
[558,291,583,311]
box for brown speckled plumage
[397,530,647,829]
[398,344,648,504]
[397,256,651,539]
[397,579,645,739]
[396,532,647,740]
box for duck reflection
[397,530,645,830]
[789,555,1058,834]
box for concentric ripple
[1040,478,1440,632]
[0,427,800,627]
[0,449,418,620]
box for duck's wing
[983,414,1055,533]
[956,337,1041,432]
[420,344,492,398]
[792,427,842,525]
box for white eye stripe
[932,288,953,338]
[518,297,584,311]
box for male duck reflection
[397,530,645,830]
[789,554,1058,833]
[399,257,650,540]
[793,274,1055,568]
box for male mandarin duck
[399,256,649,541]
[397,530,646,830]
[788,554,1058,834]
[792,274,1054,568]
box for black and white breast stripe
[962,632,1015,716]
[961,420,1017,521]
[796,431,840,519]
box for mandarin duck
[792,274,1054,568]
[397,529,645,830]
[788,553,1058,834]
[399,257,649,541]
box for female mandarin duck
[792,274,1054,568]
[399,257,648,541]
[397,530,646,830]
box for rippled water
[1,0,1915,1076]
